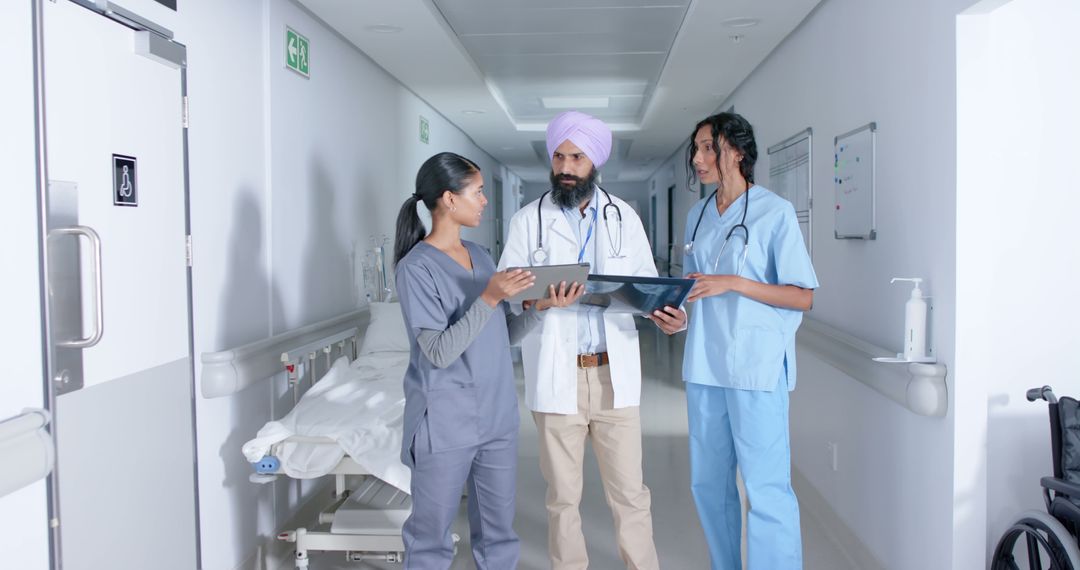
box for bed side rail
[0,409,54,498]
[201,308,370,398]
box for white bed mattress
[242,352,410,492]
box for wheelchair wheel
[992,510,1080,570]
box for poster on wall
[768,128,812,256]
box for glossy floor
[305,327,854,569]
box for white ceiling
[437,0,689,126]
[298,0,821,183]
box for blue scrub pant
[685,381,802,570]
[403,421,519,570]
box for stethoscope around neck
[684,186,751,274]
[531,186,623,265]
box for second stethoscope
[684,187,751,273]
[532,186,624,264]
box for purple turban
[545,111,612,167]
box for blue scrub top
[682,186,818,391]
[395,241,519,466]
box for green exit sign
[419,116,430,144]
[285,27,309,78]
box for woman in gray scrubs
[393,152,582,569]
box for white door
[42,1,197,568]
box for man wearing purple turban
[499,111,682,570]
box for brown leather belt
[576,352,609,368]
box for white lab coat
[498,189,658,414]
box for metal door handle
[51,226,103,348]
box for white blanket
[242,353,410,493]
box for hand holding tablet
[532,280,586,311]
[481,268,537,307]
[504,263,591,303]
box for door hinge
[182,96,189,129]
[186,235,193,267]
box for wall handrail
[796,317,948,417]
[201,308,370,399]
[0,409,55,498]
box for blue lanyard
[578,207,597,263]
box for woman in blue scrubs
[661,113,818,569]
[393,152,578,569]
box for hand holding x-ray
[577,275,695,316]
[685,273,742,302]
[646,306,687,335]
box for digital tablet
[504,263,591,303]
[579,274,696,315]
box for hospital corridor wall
[648,0,972,567]
[957,0,1080,562]
[0,1,50,568]
[175,2,518,568]
[0,0,520,568]
[648,0,1080,566]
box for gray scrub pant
[403,420,519,570]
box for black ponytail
[394,196,426,266]
[393,152,481,265]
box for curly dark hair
[685,112,758,189]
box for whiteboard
[834,122,877,239]
[768,128,813,257]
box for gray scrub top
[395,240,519,466]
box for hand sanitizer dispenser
[891,278,928,361]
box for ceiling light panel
[432,0,690,125]
[541,97,610,109]
[457,32,670,56]
[518,93,643,122]
[721,17,760,28]
[436,3,689,36]
[364,24,403,33]
[473,53,667,81]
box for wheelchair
[991,386,1080,569]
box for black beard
[549,168,598,210]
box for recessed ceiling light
[722,17,759,28]
[462,109,485,115]
[541,97,609,110]
[364,24,403,34]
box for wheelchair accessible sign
[285,26,309,78]
[112,154,137,207]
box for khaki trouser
[532,364,660,570]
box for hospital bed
[202,303,433,568]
